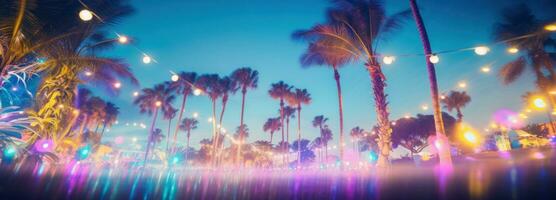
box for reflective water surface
[0,147,554,199]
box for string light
[79,9,93,21]
[155,101,162,107]
[193,88,202,96]
[429,54,439,64]
[458,81,467,89]
[481,66,491,73]
[142,55,152,64]
[382,56,395,65]
[118,35,129,44]
[421,104,429,111]
[171,74,179,82]
[113,82,122,89]
[507,47,519,54]
[133,91,139,97]
[192,112,199,118]
[474,46,490,55]
[85,71,93,76]
[440,95,446,100]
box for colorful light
[533,97,547,109]
[507,47,519,54]
[421,104,429,111]
[35,139,54,153]
[382,56,395,65]
[463,131,477,143]
[171,74,179,82]
[545,24,556,32]
[429,54,439,64]
[79,9,93,21]
[155,101,162,107]
[480,66,491,73]
[3,146,17,159]
[118,35,129,44]
[114,82,122,89]
[192,112,199,118]
[193,88,202,96]
[142,55,152,64]
[458,81,467,89]
[474,46,490,55]
[85,71,93,76]
[133,91,139,97]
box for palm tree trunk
[186,129,191,163]
[270,132,273,143]
[279,99,285,163]
[410,0,452,166]
[240,89,247,126]
[173,94,188,151]
[166,118,172,153]
[210,100,219,166]
[456,108,463,123]
[144,107,159,166]
[297,106,302,166]
[333,67,345,162]
[366,59,392,168]
[94,123,100,133]
[78,115,88,137]
[100,122,107,140]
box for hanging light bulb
[382,56,395,65]
[481,66,491,73]
[171,74,179,82]
[474,46,490,56]
[118,35,129,44]
[193,88,202,96]
[429,54,439,64]
[507,47,519,54]
[545,23,556,31]
[192,112,199,118]
[155,101,162,107]
[114,82,122,89]
[421,104,429,111]
[458,81,467,89]
[85,71,93,76]
[79,9,93,21]
[142,55,152,64]
[133,91,139,97]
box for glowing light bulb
[85,71,93,76]
[79,9,93,21]
[118,35,128,44]
[545,24,556,31]
[192,112,199,118]
[171,74,179,82]
[474,46,490,55]
[507,47,519,54]
[533,98,547,108]
[193,88,202,96]
[481,66,491,73]
[142,55,152,64]
[382,56,395,65]
[133,91,139,97]
[458,81,467,89]
[421,104,429,111]
[429,54,439,64]
[114,82,121,89]
[464,131,477,143]
[155,101,162,107]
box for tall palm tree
[441,91,471,123]
[217,76,238,133]
[169,72,197,150]
[311,137,324,163]
[134,84,175,165]
[179,117,199,151]
[150,128,165,147]
[409,0,453,165]
[312,115,329,159]
[100,102,119,139]
[269,81,293,154]
[293,0,410,167]
[286,88,311,166]
[350,126,365,156]
[298,36,352,162]
[162,105,177,153]
[231,68,258,130]
[283,106,296,144]
[494,4,556,91]
[196,74,222,164]
[263,117,281,143]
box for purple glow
[34,139,54,153]
[492,109,524,129]
[115,136,125,145]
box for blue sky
[93,0,555,155]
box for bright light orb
[133,91,139,97]
[421,104,429,111]
[193,88,202,96]
[208,117,213,122]
[533,98,547,108]
[11,87,17,91]
[142,55,152,64]
[171,74,179,82]
[474,46,490,56]
[545,24,556,32]
[155,101,162,107]
[429,54,439,64]
[458,81,467,89]
[507,47,519,54]
[382,56,395,65]
[114,82,121,89]
[192,112,199,118]
[79,9,93,21]
[481,66,491,73]
[463,131,477,143]
[85,71,93,76]
[118,35,128,44]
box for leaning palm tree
[231,67,258,128]
[441,91,471,123]
[134,84,175,165]
[169,72,197,150]
[268,81,293,154]
[263,117,281,143]
[298,36,353,162]
[293,0,410,167]
[196,74,223,164]
[409,0,453,165]
[179,117,199,151]
[286,88,311,166]
[100,102,119,139]
[494,4,556,92]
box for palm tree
[134,83,175,165]
[179,118,199,151]
[169,72,197,150]
[234,124,250,164]
[293,0,410,167]
[283,106,296,144]
[162,105,177,153]
[298,35,352,162]
[312,115,329,159]
[493,4,556,91]
[409,0,453,165]
[263,117,281,143]
[196,74,222,164]
[150,128,165,147]
[217,76,239,133]
[269,81,293,154]
[311,137,324,162]
[350,126,365,156]
[441,91,471,123]
[286,88,311,166]
[231,68,258,131]
[100,102,119,139]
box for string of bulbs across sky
[76,5,556,128]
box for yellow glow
[533,97,547,109]
[480,66,490,73]
[507,47,519,54]
[73,110,80,115]
[474,46,490,56]
[440,95,446,100]
[79,9,93,21]
[193,88,202,96]
[464,131,477,143]
[382,56,395,65]
[85,71,93,76]
[549,91,556,95]
[118,35,129,44]
[421,104,429,111]
[429,54,439,64]
[525,109,532,113]
[155,101,162,107]
[458,81,467,88]
[142,55,152,64]
[545,24,556,31]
